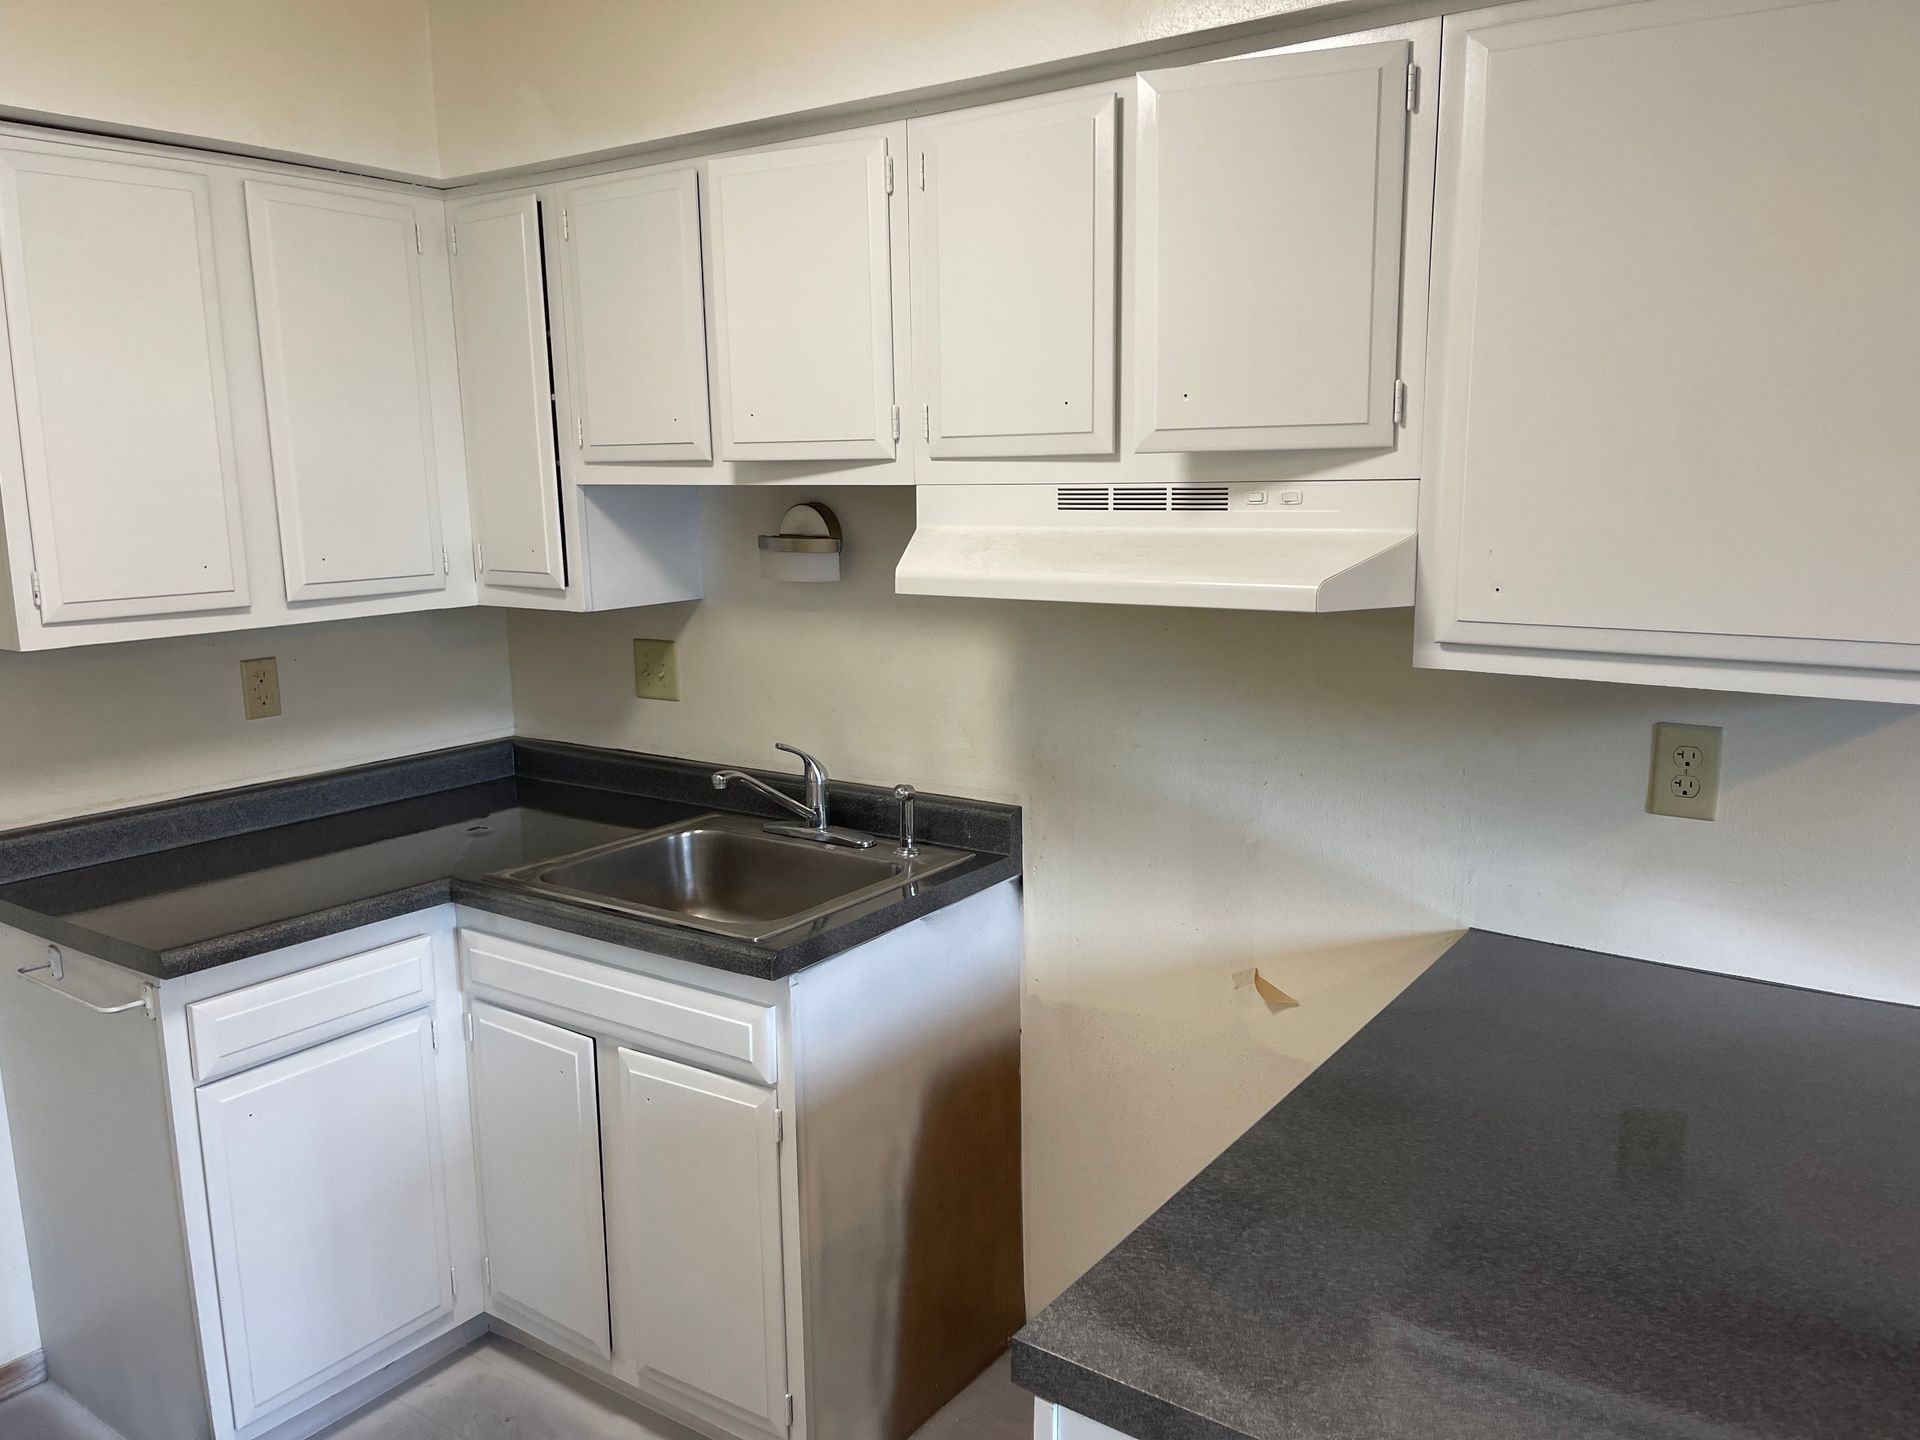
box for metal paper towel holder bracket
[759,502,843,581]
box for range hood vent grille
[1055,486,1231,514]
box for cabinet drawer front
[187,935,435,1083]
[459,931,776,1085]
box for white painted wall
[0,609,514,1363]
[424,0,1404,176]
[505,490,1920,1308]
[0,0,442,176]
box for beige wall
[505,489,1920,1308]
[425,0,1395,176]
[0,609,514,1360]
[0,0,442,176]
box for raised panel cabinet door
[449,193,567,592]
[468,1001,611,1358]
[1134,41,1412,452]
[245,180,447,601]
[557,167,712,463]
[195,1011,455,1428]
[910,90,1118,459]
[607,1047,788,1436]
[1429,0,1920,660]
[707,132,897,461]
[0,147,249,622]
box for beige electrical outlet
[241,657,281,720]
[633,638,679,702]
[1647,722,1721,820]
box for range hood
[896,480,1416,612]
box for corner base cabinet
[1416,0,1920,702]
[0,885,1023,1440]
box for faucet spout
[711,770,816,825]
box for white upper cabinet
[245,180,448,602]
[909,89,1118,459]
[1419,0,1920,700]
[706,127,904,462]
[605,1046,789,1437]
[555,166,712,463]
[0,147,249,622]
[1134,41,1412,453]
[468,1001,611,1359]
[448,193,566,592]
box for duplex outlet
[1647,722,1721,821]
[633,638,679,702]
[240,657,281,721]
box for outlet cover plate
[240,657,281,721]
[1647,722,1721,821]
[633,638,679,702]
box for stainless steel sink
[490,812,971,942]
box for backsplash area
[507,486,1920,1305]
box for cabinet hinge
[1406,63,1421,114]
[483,1256,492,1293]
[450,1265,457,1302]
[430,1019,439,1051]
[1393,378,1408,428]
[575,414,584,447]
[884,153,894,196]
[464,1010,475,1045]
[890,404,900,442]
[450,225,458,257]
[785,1392,795,1430]
[562,207,571,241]
[917,153,926,191]
[28,572,41,610]
[474,542,484,578]
[773,1107,785,1145]
[415,223,425,255]
[921,403,931,443]
[441,545,450,576]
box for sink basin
[490,812,971,942]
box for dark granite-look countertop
[0,739,1021,981]
[1013,930,1920,1440]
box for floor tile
[0,1340,1035,1440]
[0,1384,128,1440]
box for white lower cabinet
[606,1046,790,1436]
[0,892,1023,1440]
[467,1000,611,1358]
[196,1010,456,1427]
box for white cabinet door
[1134,41,1411,452]
[196,1012,454,1428]
[910,89,1118,459]
[245,181,447,601]
[557,167,712,463]
[707,130,900,461]
[1421,0,1920,688]
[468,1001,611,1359]
[449,193,566,592]
[0,147,249,622]
[606,1046,788,1437]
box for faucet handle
[774,742,826,783]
